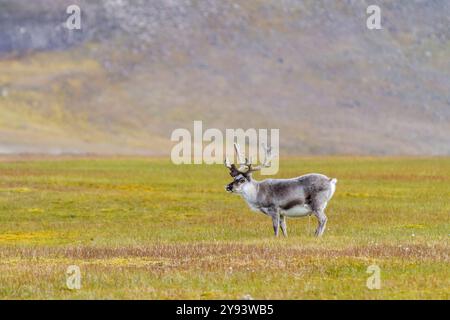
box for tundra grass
[0,157,448,299]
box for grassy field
[0,156,448,299]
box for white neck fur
[240,180,259,207]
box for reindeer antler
[224,143,272,174]
[248,143,272,172]
[233,143,252,172]
[224,157,232,169]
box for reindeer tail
[328,178,337,200]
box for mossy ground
[0,157,448,299]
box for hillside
[0,0,449,155]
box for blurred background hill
[0,0,449,155]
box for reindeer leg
[260,207,280,237]
[313,209,328,237]
[280,215,288,237]
[271,213,280,237]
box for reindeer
[224,144,337,237]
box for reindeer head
[224,143,272,193]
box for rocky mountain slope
[0,0,449,155]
